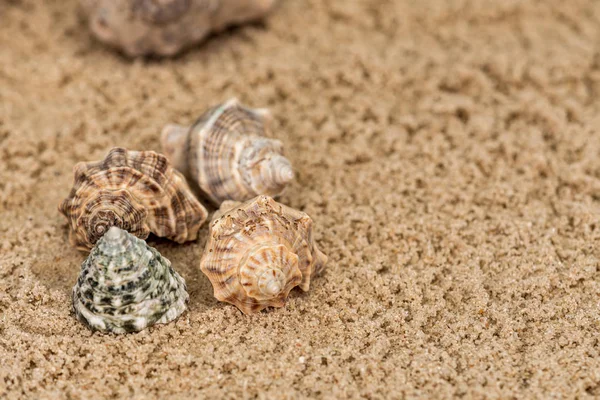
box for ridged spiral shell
[200,195,327,314]
[161,98,294,206]
[80,0,277,56]
[59,147,208,251]
[72,226,189,333]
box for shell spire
[80,0,278,57]
[72,227,189,333]
[161,98,294,206]
[59,147,208,251]
[199,195,327,314]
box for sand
[1,0,599,398]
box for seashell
[161,98,294,206]
[59,147,208,251]
[80,0,278,57]
[199,195,327,314]
[73,226,189,333]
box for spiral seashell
[72,226,189,333]
[161,98,294,206]
[59,147,208,251]
[80,0,278,56]
[200,195,327,314]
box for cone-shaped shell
[59,147,208,251]
[200,195,327,314]
[72,227,189,333]
[80,0,278,57]
[161,98,294,206]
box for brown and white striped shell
[199,195,327,314]
[161,98,294,206]
[80,0,278,57]
[59,147,208,251]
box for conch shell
[80,0,278,56]
[199,195,327,314]
[161,98,294,206]
[59,147,208,251]
[72,226,189,333]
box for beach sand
[1,0,599,398]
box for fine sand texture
[1,0,600,398]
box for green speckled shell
[72,227,188,333]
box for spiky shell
[200,195,327,314]
[161,98,294,206]
[59,147,208,251]
[80,0,277,57]
[72,227,189,333]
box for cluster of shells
[63,98,327,333]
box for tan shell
[59,147,208,251]
[80,0,277,57]
[200,195,327,314]
[161,98,294,206]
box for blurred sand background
[1,0,600,398]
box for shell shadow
[30,224,85,294]
[148,228,217,312]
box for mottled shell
[59,147,208,251]
[200,195,327,314]
[161,98,294,206]
[73,227,188,333]
[80,0,277,56]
